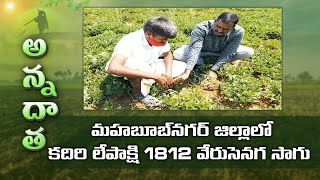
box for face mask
[147,36,166,46]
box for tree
[54,70,62,80]
[54,69,74,80]
[67,69,72,79]
[297,71,313,82]
[73,72,81,80]
[284,74,295,83]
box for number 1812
[144,147,191,160]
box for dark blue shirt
[187,20,244,71]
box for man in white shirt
[106,17,186,106]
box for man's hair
[217,12,239,27]
[143,17,177,39]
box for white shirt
[105,29,186,96]
[106,29,170,68]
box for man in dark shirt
[173,12,254,83]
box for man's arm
[211,30,244,71]
[163,51,173,77]
[107,54,167,86]
[174,25,206,83]
[186,26,206,71]
[162,51,174,88]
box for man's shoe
[208,70,218,79]
[133,95,161,107]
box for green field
[83,8,282,110]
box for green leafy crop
[83,8,282,110]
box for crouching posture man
[173,12,254,83]
[106,17,186,106]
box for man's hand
[164,75,174,89]
[173,70,191,85]
[155,74,169,88]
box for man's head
[213,12,239,36]
[143,17,177,46]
